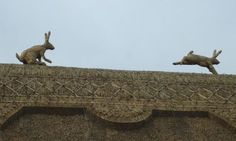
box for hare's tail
[16,53,23,62]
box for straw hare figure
[173,50,222,75]
[16,31,55,65]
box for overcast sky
[0,0,235,74]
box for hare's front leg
[40,52,52,63]
[43,56,52,63]
[207,65,217,75]
[206,61,218,75]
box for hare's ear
[213,50,222,58]
[45,33,48,41]
[47,31,51,40]
[212,50,217,57]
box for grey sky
[0,0,236,74]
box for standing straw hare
[16,31,55,65]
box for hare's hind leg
[173,61,182,65]
[37,57,46,65]
[24,53,38,65]
[27,58,46,65]
[27,59,45,65]
[38,62,46,65]
[27,59,37,65]
[173,56,189,65]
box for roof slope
[0,64,236,129]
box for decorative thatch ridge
[0,64,235,128]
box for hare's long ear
[213,50,217,57]
[45,33,48,42]
[47,31,51,40]
[213,50,222,58]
